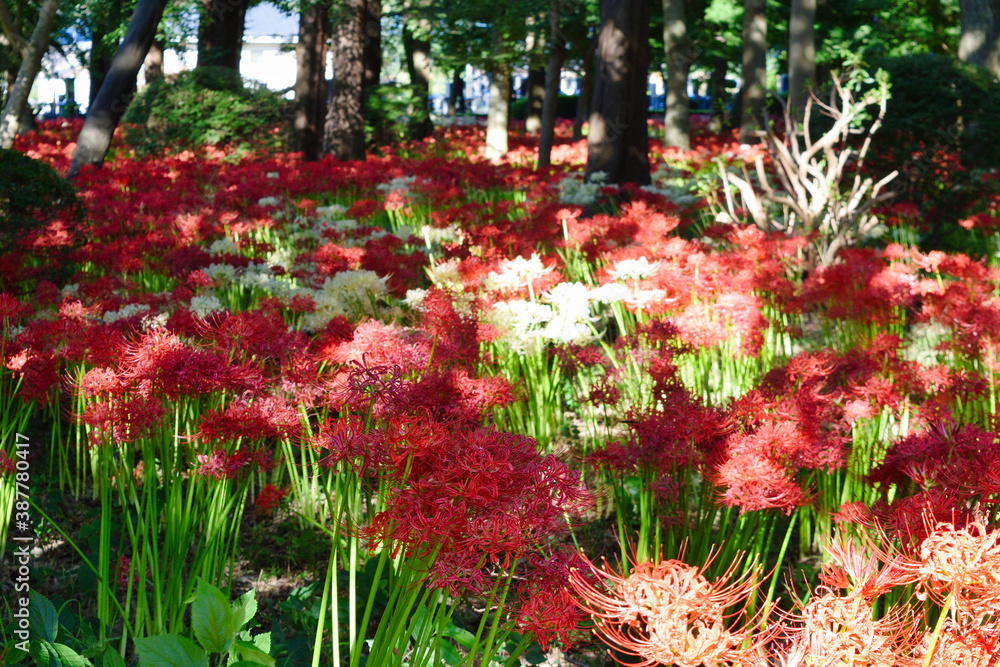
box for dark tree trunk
[585,0,651,186]
[788,0,815,118]
[707,54,727,134]
[960,0,993,65]
[88,3,125,110]
[447,67,465,115]
[198,0,249,70]
[537,0,566,167]
[402,6,433,140]
[324,0,366,160]
[573,39,595,140]
[144,37,164,83]
[524,67,546,135]
[0,0,59,150]
[362,0,381,92]
[989,0,1000,75]
[295,1,329,161]
[739,0,767,143]
[662,0,690,149]
[68,0,168,176]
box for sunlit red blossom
[314,414,388,475]
[714,448,808,514]
[202,309,310,371]
[871,422,1000,491]
[197,395,302,443]
[919,521,1000,616]
[569,555,764,667]
[254,483,288,516]
[819,532,923,600]
[325,320,431,373]
[779,588,919,667]
[79,367,126,397]
[925,627,1000,666]
[7,349,59,405]
[870,489,972,552]
[194,447,270,480]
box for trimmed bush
[0,148,81,252]
[122,66,290,154]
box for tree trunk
[402,3,433,140]
[739,0,767,143]
[198,0,249,70]
[524,68,546,135]
[363,0,381,92]
[447,67,465,115]
[662,0,690,149]
[788,0,815,118]
[144,37,164,83]
[585,0,651,186]
[707,54,727,133]
[988,0,1000,75]
[324,0,366,160]
[537,0,566,167]
[484,57,511,162]
[295,1,329,161]
[68,0,167,176]
[959,0,993,66]
[573,39,596,140]
[0,0,59,151]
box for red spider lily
[515,549,591,651]
[194,447,271,480]
[254,483,288,516]
[820,532,923,600]
[197,395,302,444]
[569,554,766,667]
[918,521,1000,617]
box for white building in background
[31,3,301,116]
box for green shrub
[871,53,1000,170]
[364,83,432,145]
[0,148,81,252]
[122,66,290,154]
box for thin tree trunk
[739,0,767,143]
[524,68,546,134]
[447,67,464,115]
[573,40,595,140]
[68,0,168,176]
[707,54,726,133]
[663,0,690,149]
[585,0,651,185]
[960,0,993,65]
[324,0,365,160]
[538,0,566,167]
[144,37,164,83]
[295,1,328,161]
[988,0,1000,75]
[0,0,60,151]
[363,0,381,92]
[788,0,815,118]
[198,0,249,70]
[402,3,433,140]
[484,55,511,162]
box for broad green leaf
[250,631,271,656]
[234,640,275,666]
[192,578,236,653]
[441,625,476,649]
[134,635,209,667]
[28,640,92,667]
[28,591,59,642]
[98,649,127,667]
[231,588,258,630]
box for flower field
[4,120,1000,666]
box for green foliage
[364,83,433,146]
[872,53,1000,170]
[0,149,81,253]
[122,66,290,155]
[134,580,274,667]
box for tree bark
[573,40,595,141]
[662,0,690,149]
[198,0,249,70]
[585,0,651,186]
[362,0,381,92]
[739,0,767,143]
[788,0,815,118]
[537,0,566,167]
[447,67,465,115]
[144,37,164,83]
[0,0,60,151]
[959,0,993,66]
[484,56,511,162]
[707,54,727,133]
[402,2,433,140]
[524,68,546,135]
[295,1,329,161]
[324,0,366,160]
[68,0,168,176]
